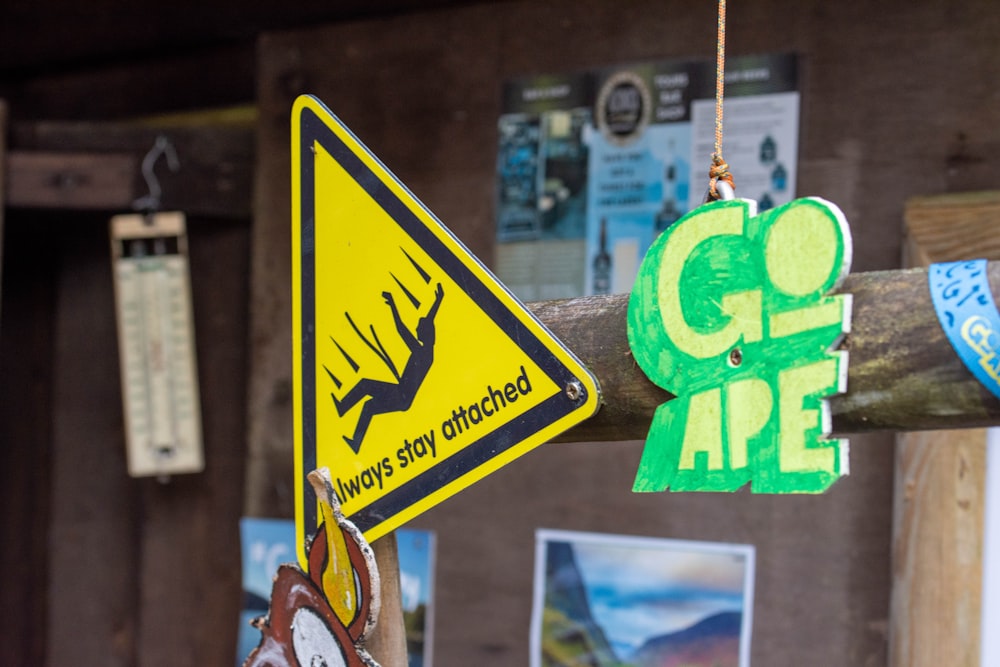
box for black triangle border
[297,99,592,535]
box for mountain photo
[631,610,742,667]
[532,530,754,667]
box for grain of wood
[7,121,254,218]
[6,151,136,210]
[366,534,409,667]
[535,264,1000,443]
[888,191,997,667]
[891,429,984,667]
[0,99,5,329]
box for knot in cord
[708,154,735,200]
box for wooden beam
[6,120,254,218]
[539,263,1000,443]
[6,151,137,210]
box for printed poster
[531,529,755,667]
[495,53,798,300]
[237,518,436,666]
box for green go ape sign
[627,197,853,493]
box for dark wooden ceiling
[0,0,488,120]
[0,0,475,72]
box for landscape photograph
[532,530,755,667]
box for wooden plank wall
[247,1,999,664]
[0,122,254,664]
[0,99,5,328]
[0,212,252,667]
[0,136,57,667]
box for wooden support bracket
[5,120,254,218]
[6,151,138,210]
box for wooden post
[891,429,984,666]
[0,99,6,333]
[367,533,409,667]
[888,192,1000,667]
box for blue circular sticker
[929,259,1000,400]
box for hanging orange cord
[708,0,735,200]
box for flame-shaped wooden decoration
[244,468,381,667]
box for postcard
[531,529,754,667]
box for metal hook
[714,179,735,201]
[133,135,180,215]
[702,178,736,204]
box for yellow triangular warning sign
[292,95,600,560]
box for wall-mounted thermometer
[110,212,203,478]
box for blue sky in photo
[396,529,435,612]
[569,538,748,656]
[241,517,297,600]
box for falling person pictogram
[325,248,444,453]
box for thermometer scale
[111,212,203,477]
